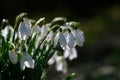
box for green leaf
[28,34,37,55]
[7,29,11,42]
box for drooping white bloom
[40,25,49,39]
[32,25,41,48]
[48,51,67,73]
[66,32,75,48]
[35,25,53,48]
[72,29,85,47]
[48,56,55,65]
[35,25,53,44]
[1,25,14,41]
[48,51,58,65]
[46,31,53,42]
[9,50,18,64]
[54,32,67,50]
[32,25,41,41]
[18,18,31,40]
[33,25,41,33]
[64,46,77,60]
[20,53,35,70]
[55,56,67,73]
[59,32,66,50]
[23,18,32,29]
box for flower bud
[9,50,18,64]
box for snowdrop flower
[1,25,14,41]
[55,56,67,73]
[66,31,75,48]
[64,46,77,60]
[63,30,78,60]
[9,50,18,64]
[33,25,41,34]
[35,26,53,48]
[23,18,32,29]
[40,25,49,39]
[54,31,66,50]
[18,18,31,40]
[35,24,53,44]
[48,51,67,73]
[72,29,85,47]
[46,31,53,42]
[20,53,35,70]
[59,32,67,50]
[48,51,58,65]
[32,25,41,40]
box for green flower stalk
[0,13,85,80]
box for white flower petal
[64,47,70,58]
[20,53,35,70]
[59,32,66,50]
[69,48,77,60]
[48,51,58,65]
[24,61,31,68]
[1,25,14,41]
[41,25,49,39]
[21,64,26,71]
[76,29,85,47]
[55,56,67,73]
[23,18,31,37]
[23,18,32,30]
[48,58,55,65]
[56,62,63,71]
[31,60,35,69]
[46,31,53,42]
[53,32,59,48]
[18,18,32,40]
[64,46,78,60]
[33,25,41,33]
[18,22,30,39]
[20,56,26,70]
[67,32,75,48]
[24,60,35,69]
[25,53,35,69]
[56,57,63,71]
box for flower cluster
[48,22,85,73]
[0,13,84,80]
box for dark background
[1,0,120,80]
[0,0,119,21]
